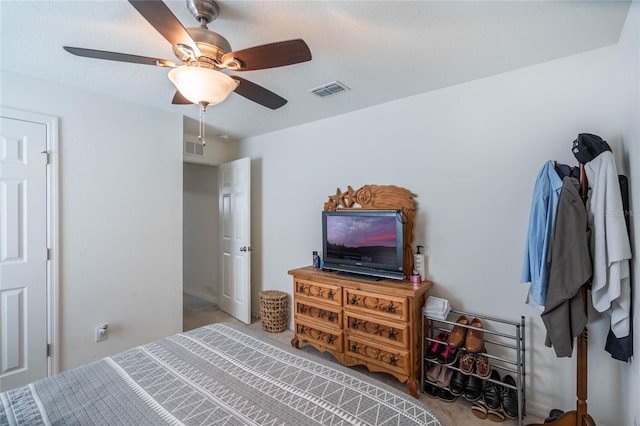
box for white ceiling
[0,1,631,140]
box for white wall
[616,2,640,425]
[1,70,184,371]
[183,162,219,303]
[239,23,638,426]
[183,127,240,166]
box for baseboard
[183,288,218,305]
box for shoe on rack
[425,363,442,383]
[459,352,475,375]
[426,331,449,360]
[438,388,457,403]
[465,317,484,353]
[476,349,491,379]
[423,382,440,398]
[464,374,483,402]
[449,369,468,397]
[501,375,519,419]
[483,370,502,410]
[436,366,453,388]
[447,315,469,348]
[437,345,460,366]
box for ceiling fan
[64,0,312,141]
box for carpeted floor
[183,293,217,311]
[183,306,544,426]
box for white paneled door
[218,157,251,324]
[0,114,49,391]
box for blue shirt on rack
[521,161,564,309]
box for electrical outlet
[95,323,108,342]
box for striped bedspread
[1,323,442,425]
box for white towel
[423,296,451,320]
[585,152,632,337]
[425,305,451,321]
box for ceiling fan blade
[63,46,176,67]
[171,90,193,105]
[222,39,311,71]
[128,0,201,58]
[231,76,287,110]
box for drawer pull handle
[351,343,358,352]
[298,305,307,314]
[327,335,336,344]
[350,318,359,329]
[298,284,306,293]
[328,312,336,322]
[386,302,396,313]
[350,295,359,305]
[389,355,397,366]
[327,289,335,299]
[388,328,397,340]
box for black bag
[572,133,611,164]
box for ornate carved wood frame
[324,184,417,277]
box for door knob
[240,246,253,252]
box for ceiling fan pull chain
[199,102,207,146]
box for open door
[0,112,52,391]
[218,157,251,324]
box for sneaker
[437,345,460,366]
[423,382,440,398]
[501,375,519,419]
[464,374,483,402]
[426,331,449,360]
[483,370,502,410]
[449,369,468,397]
[459,352,475,375]
[476,349,491,379]
[438,388,457,403]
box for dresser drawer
[294,278,342,307]
[345,335,409,376]
[343,288,408,322]
[295,300,342,329]
[295,318,343,352]
[345,312,408,349]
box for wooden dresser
[289,266,432,397]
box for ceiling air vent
[308,81,350,98]
[185,140,205,157]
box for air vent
[185,140,205,157]
[308,81,350,98]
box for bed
[1,323,442,425]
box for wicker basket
[259,290,288,333]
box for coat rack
[530,164,595,426]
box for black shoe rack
[421,308,526,425]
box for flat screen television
[321,209,404,281]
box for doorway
[182,155,253,326]
[183,162,219,316]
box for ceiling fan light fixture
[168,65,237,105]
